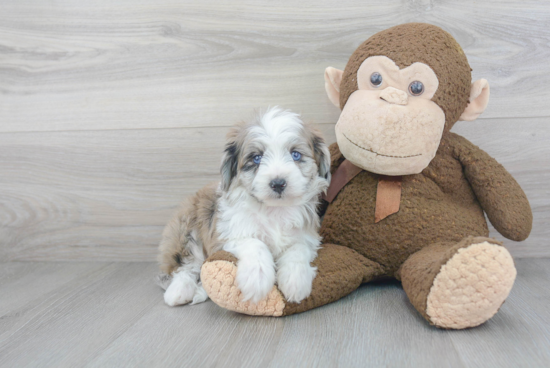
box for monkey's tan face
[335,56,445,175]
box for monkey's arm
[450,133,532,241]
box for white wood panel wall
[1,0,549,261]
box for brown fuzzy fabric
[321,135,531,276]
[397,236,501,324]
[452,134,533,241]
[339,23,471,132]
[282,244,385,316]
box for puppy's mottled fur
[157,107,330,306]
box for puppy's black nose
[269,178,286,194]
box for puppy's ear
[220,128,241,191]
[309,127,331,182]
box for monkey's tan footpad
[201,252,286,316]
[426,241,516,329]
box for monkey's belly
[320,178,489,275]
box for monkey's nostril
[269,178,287,194]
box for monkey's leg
[200,244,385,316]
[398,236,516,329]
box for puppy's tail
[157,205,193,277]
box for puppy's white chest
[257,218,299,256]
[218,204,301,255]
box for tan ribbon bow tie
[322,159,402,223]
[374,175,402,223]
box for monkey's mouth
[342,133,422,159]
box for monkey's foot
[201,251,286,316]
[426,240,516,329]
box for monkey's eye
[370,72,383,87]
[253,155,262,164]
[291,151,302,161]
[408,81,424,96]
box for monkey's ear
[324,67,344,108]
[459,79,490,121]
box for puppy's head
[221,107,330,206]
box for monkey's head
[325,23,490,175]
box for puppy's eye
[291,151,302,161]
[409,81,424,96]
[370,72,383,87]
[253,155,262,164]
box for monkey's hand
[452,133,532,241]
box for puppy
[157,107,331,307]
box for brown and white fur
[157,107,331,306]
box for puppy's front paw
[236,258,276,304]
[277,263,316,303]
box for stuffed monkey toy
[199,23,532,329]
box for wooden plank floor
[0,258,548,368]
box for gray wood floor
[0,258,548,368]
